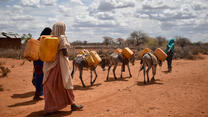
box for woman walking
[42,22,83,114]
[165,38,175,72]
[33,27,51,100]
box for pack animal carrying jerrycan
[24,38,40,61]
[86,55,95,67]
[114,48,122,54]
[80,49,89,55]
[139,48,151,58]
[154,48,167,61]
[39,36,59,62]
[90,51,102,67]
[122,47,134,59]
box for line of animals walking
[71,46,169,87]
[24,22,175,115]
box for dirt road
[0,55,208,117]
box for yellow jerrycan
[114,48,122,54]
[139,48,151,58]
[154,48,167,61]
[39,36,59,62]
[122,47,134,59]
[24,38,40,61]
[90,51,102,67]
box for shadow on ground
[73,83,101,90]
[26,110,73,117]
[11,91,35,98]
[137,79,163,86]
[0,85,3,91]
[104,76,130,82]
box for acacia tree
[116,38,125,47]
[129,31,148,46]
[102,36,114,45]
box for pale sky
[0,0,208,42]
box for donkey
[101,53,136,81]
[138,53,162,84]
[71,54,104,87]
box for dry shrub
[0,65,11,78]
[20,61,25,66]
[174,45,205,60]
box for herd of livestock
[71,47,167,87]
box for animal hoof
[114,77,117,79]
[130,74,132,78]
[151,78,155,82]
[144,81,146,84]
[90,82,93,86]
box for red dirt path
[0,55,208,117]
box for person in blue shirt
[33,27,52,100]
[165,38,175,72]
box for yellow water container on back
[114,48,122,53]
[40,36,59,62]
[154,48,167,61]
[86,55,95,66]
[24,38,40,61]
[139,48,151,58]
[90,51,102,67]
[122,47,134,59]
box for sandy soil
[0,55,208,117]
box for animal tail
[71,60,75,78]
[137,59,144,81]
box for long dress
[43,35,74,113]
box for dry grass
[0,65,11,78]
[0,61,11,78]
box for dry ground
[0,55,208,117]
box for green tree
[21,33,32,44]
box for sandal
[33,95,43,101]
[71,104,83,111]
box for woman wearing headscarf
[33,27,52,101]
[42,22,83,114]
[165,38,175,72]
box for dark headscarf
[40,27,52,36]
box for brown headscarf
[51,22,66,37]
